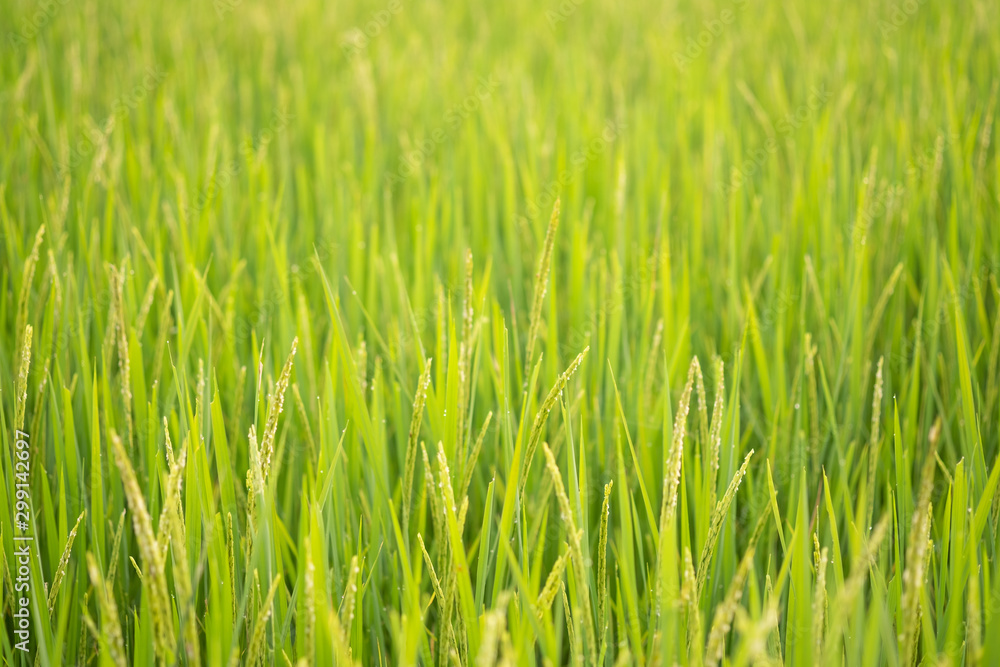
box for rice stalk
[597,479,613,650]
[804,334,820,477]
[812,541,828,657]
[519,346,589,498]
[303,535,315,662]
[536,549,571,619]
[45,510,85,613]
[458,248,476,464]
[109,430,174,661]
[150,290,174,385]
[707,357,725,509]
[682,546,702,654]
[694,356,710,454]
[824,515,890,660]
[404,356,433,533]
[135,275,160,338]
[340,555,360,637]
[418,532,447,608]
[106,510,127,584]
[15,324,32,431]
[900,418,942,667]
[697,449,754,600]
[525,198,560,369]
[459,411,493,499]
[705,545,755,667]
[865,356,884,530]
[110,261,134,448]
[247,425,264,555]
[260,337,298,481]
[244,574,283,667]
[542,442,597,662]
[15,225,45,357]
[84,552,127,667]
[661,357,699,530]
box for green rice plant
[0,0,998,664]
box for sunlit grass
[1,0,999,664]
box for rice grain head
[597,479,613,642]
[404,356,433,533]
[705,545,755,667]
[525,198,561,369]
[865,356,884,530]
[109,430,174,661]
[15,225,45,357]
[261,337,298,481]
[15,324,33,431]
[84,551,127,667]
[542,442,597,661]
[47,510,86,613]
[697,449,754,600]
[707,357,725,508]
[900,418,941,667]
[519,346,589,498]
[245,574,283,667]
[536,548,571,619]
[661,357,699,530]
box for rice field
[1,0,999,664]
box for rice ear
[705,545,755,667]
[260,337,298,481]
[303,535,316,661]
[109,430,174,661]
[15,225,45,364]
[15,324,33,431]
[865,356,885,530]
[707,357,725,507]
[661,357,699,529]
[525,198,560,369]
[536,548,571,619]
[697,449,754,601]
[519,346,589,498]
[47,510,86,613]
[460,411,493,499]
[244,574,283,667]
[541,442,597,658]
[403,356,433,533]
[813,543,829,657]
[341,555,361,634]
[900,419,941,667]
[418,532,446,609]
[693,356,709,458]
[596,479,613,645]
[84,551,127,667]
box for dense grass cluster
[1,0,999,664]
